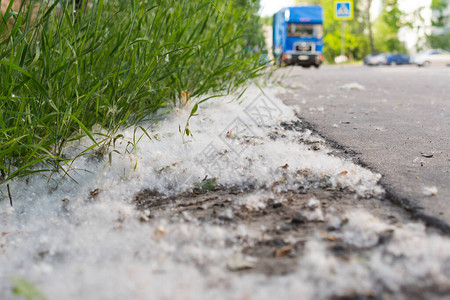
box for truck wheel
[314,64,320,69]
[302,65,311,68]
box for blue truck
[273,5,324,68]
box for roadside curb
[296,115,450,235]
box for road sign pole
[341,21,345,57]
[334,0,353,61]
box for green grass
[0,0,266,184]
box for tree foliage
[235,0,267,53]
[427,0,450,50]
[373,0,407,53]
[431,0,448,27]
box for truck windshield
[287,23,323,38]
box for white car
[364,53,388,66]
[412,49,450,67]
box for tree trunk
[366,0,376,53]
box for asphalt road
[278,64,450,229]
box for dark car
[364,53,410,66]
[385,53,410,65]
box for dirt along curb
[131,118,450,299]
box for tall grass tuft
[0,0,266,184]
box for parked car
[364,53,388,66]
[363,53,376,65]
[412,49,450,67]
[385,53,410,65]
[364,53,410,66]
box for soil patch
[133,186,407,276]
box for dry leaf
[89,188,102,198]
[318,230,341,242]
[154,226,165,238]
[181,91,190,106]
[139,215,151,222]
[338,171,348,176]
[274,245,293,257]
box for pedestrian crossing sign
[334,0,353,20]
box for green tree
[427,32,450,49]
[361,0,376,53]
[431,0,448,27]
[373,0,407,53]
[235,0,267,53]
[427,0,450,50]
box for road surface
[278,64,450,230]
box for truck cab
[273,5,324,68]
